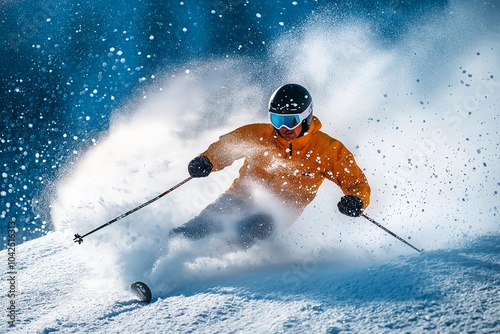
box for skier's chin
[280,129,298,140]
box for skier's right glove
[188,155,213,178]
[337,195,364,217]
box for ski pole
[361,213,423,253]
[74,176,193,244]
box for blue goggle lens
[270,114,302,130]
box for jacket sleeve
[200,125,252,172]
[326,142,371,209]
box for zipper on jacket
[289,143,293,157]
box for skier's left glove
[337,195,364,217]
[188,155,213,178]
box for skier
[170,83,371,248]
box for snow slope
[1,231,498,333]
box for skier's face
[278,123,303,140]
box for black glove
[337,195,364,217]
[188,155,213,178]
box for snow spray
[51,1,499,294]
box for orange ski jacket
[202,117,370,221]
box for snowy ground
[1,230,498,333]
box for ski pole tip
[73,233,84,244]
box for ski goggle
[269,104,312,130]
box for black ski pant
[170,193,274,248]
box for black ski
[130,281,152,304]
